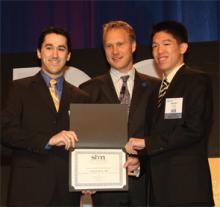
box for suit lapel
[152,82,162,122]
[100,73,120,103]
[59,80,71,113]
[31,72,57,113]
[100,71,152,115]
[164,65,186,98]
[129,71,147,118]
[155,65,187,119]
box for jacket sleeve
[2,82,51,153]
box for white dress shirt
[110,67,135,99]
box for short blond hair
[102,20,136,43]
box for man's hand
[124,138,145,154]
[48,130,78,150]
[123,156,140,176]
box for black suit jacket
[80,71,159,206]
[146,65,214,205]
[2,72,89,206]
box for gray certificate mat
[70,104,128,148]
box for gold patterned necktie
[49,79,60,112]
[157,78,169,108]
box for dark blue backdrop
[1,0,220,53]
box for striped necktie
[157,78,169,108]
[49,79,60,112]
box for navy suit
[146,65,214,206]
[80,70,159,206]
[2,72,89,206]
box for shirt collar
[110,67,135,83]
[164,63,184,83]
[40,70,64,91]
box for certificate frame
[69,148,128,191]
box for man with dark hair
[80,20,158,207]
[38,26,72,53]
[125,20,214,206]
[2,26,89,206]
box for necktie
[119,75,130,107]
[157,78,169,108]
[49,79,60,112]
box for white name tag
[165,98,183,119]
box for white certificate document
[69,149,127,191]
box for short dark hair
[37,26,71,52]
[102,20,136,43]
[151,20,188,43]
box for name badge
[165,98,183,119]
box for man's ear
[67,52,71,61]
[132,41,136,53]
[37,49,41,59]
[180,43,188,55]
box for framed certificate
[69,149,128,191]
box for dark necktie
[157,78,169,108]
[119,75,130,107]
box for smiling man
[80,20,158,207]
[37,32,71,78]
[125,20,214,206]
[2,27,89,206]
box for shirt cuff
[45,144,52,150]
[134,166,140,177]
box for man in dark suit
[79,20,158,207]
[125,20,214,206]
[2,27,89,206]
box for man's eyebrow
[58,45,67,48]
[152,39,172,44]
[44,43,53,47]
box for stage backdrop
[1,1,219,53]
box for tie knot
[50,79,57,87]
[162,79,169,87]
[121,75,129,83]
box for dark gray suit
[2,72,89,206]
[80,70,159,207]
[146,65,214,206]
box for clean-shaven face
[152,31,188,75]
[104,28,136,73]
[37,33,71,78]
